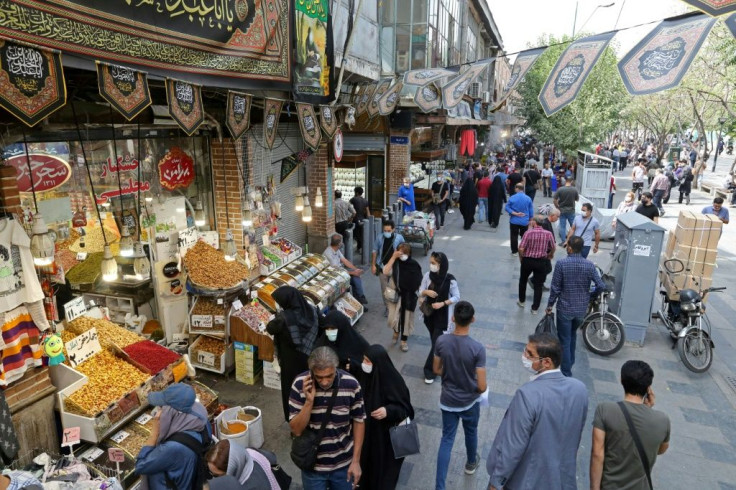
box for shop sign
[64,296,87,322]
[65,327,102,368]
[158,147,195,191]
[100,155,139,179]
[334,129,344,163]
[5,153,71,192]
[390,136,409,145]
[95,178,151,206]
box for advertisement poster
[293,0,334,103]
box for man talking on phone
[289,346,366,489]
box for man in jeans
[505,183,534,256]
[553,178,579,245]
[433,301,487,490]
[590,360,670,490]
[546,236,607,377]
[517,216,556,314]
[289,346,366,490]
[476,171,491,223]
[649,168,670,216]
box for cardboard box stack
[660,210,721,300]
[234,342,262,385]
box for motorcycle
[655,259,725,373]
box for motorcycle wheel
[582,312,625,356]
[677,330,713,373]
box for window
[413,0,427,23]
[381,26,395,73]
[466,28,477,63]
[412,24,427,69]
[396,25,411,72]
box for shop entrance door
[367,155,385,212]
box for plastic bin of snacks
[106,422,151,458]
[270,237,302,262]
[254,277,289,311]
[188,296,229,336]
[333,293,364,326]
[301,253,330,272]
[301,284,329,309]
[231,301,275,333]
[187,380,219,417]
[283,264,314,285]
[189,335,234,374]
[259,247,283,276]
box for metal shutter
[343,134,386,151]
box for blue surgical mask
[383,231,393,239]
[325,330,338,342]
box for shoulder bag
[290,382,340,471]
[384,266,400,303]
[617,401,654,490]
[389,417,421,459]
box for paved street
[205,157,736,490]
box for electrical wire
[20,128,38,212]
[109,105,124,218]
[136,119,142,239]
[219,133,230,229]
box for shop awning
[415,115,491,126]
[412,149,445,161]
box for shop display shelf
[333,292,364,326]
[189,336,235,374]
[187,295,230,336]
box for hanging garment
[1,304,43,387]
[0,219,44,313]
[0,388,20,464]
[459,129,476,157]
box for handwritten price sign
[64,296,87,322]
[62,426,81,447]
[65,327,102,367]
[108,447,126,463]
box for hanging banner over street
[539,32,616,117]
[403,68,458,86]
[355,82,378,117]
[296,103,322,151]
[414,83,443,113]
[280,148,313,183]
[619,14,716,96]
[442,60,493,109]
[96,62,151,121]
[293,0,335,103]
[725,12,736,38]
[226,91,252,140]
[0,40,66,127]
[679,0,736,16]
[166,79,204,136]
[319,105,338,139]
[493,48,546,111]
[0,0,291,88]
[367,79,393,117]
[263,99,284,150]
[378,81,403,116]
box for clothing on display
[0,304,43,386]
[0,389,20,465]
[459,130,476,157]
[0,219,44,313]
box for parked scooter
[654,259,725,373]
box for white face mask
[361,362,373,374]
[325,330,338,342]
[429,264,440,273]
[522,353,538,374]
[400,254,408,261]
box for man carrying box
[702,197,729,225]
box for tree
[513,34,630,157]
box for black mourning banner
[263,98,284,150]
[296,103,322,151]
[0,40,66,127]
[319,105,338,139]
[226,91,252,140]
[378,81,403,116]
[367,78,392,117]
[165,78,204,136]
[679,0,736,16]
[96,62,151,121]
[281,148,313,183]
[414,83,442,113]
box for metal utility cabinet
[576,151,613,210]
[607,212,666,345]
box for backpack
[163,427,213,490]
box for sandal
[392,331,399,344]
[400,341,409,352]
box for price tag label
[76,252,88,261]
[197,351,216,367]
[172,333,189,343]
[108,447,126,463]
[64,327,102,367]
[61,426,81,447]
[191,315,213,329]
[214,315,226,324]
[64,296,87,322]
[110,430,130,444]
[250,291,257,300]
[262,234,270,247]
[232,299,243,311]
[81,447,104,462]
[216,298,224,305]
[177,226,199,254]
[136,413,152,425]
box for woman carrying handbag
[382,243,423,352]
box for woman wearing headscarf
[358,344,414,490]
[135,383,212,490]
[206,440,281,490]
[266,286,321,421]
[612,191,637,229]
[314,310,369,376]
[488,172,506,230]
[382,242,423,352]
[458,176,478,230]
[419,252,460,384]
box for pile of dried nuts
[192,335,227,370]
[184,241,249,289]
[192,297,227,316]
[66,316,143,348]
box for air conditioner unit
[468,82,482,99]
[482,91,491,104]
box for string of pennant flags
[1,2,735,149]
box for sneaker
[531,309,539,315]
[464,456,481,474]
[400,341,409,352]
[517,300,525,308]
[424,377,435,385]
[511,252,518,256]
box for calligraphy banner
[679,0,736,16]
[226,91,252,140]
[403,68,458,86]
[539,32,616,117]
[166,79,204,136]
[96,62,151,121]
[263,98,284,150]
[726,12,736,38]
[319,105,339,138]
[296,103,322,151]
[0,40,66,127]
[378,81,403,115]
[0,0,290,88]
[293,0,335,103]
[367,79,393,117]
[280,148,313,183]
[442,60,493,109]
[355,82,377,117]
[494,48,546,111]
[619,14,716,96]
[414,83,443,113]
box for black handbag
[290,382,340,471]
[389,418,421,459]
[419,298,434,317]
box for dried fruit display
[191,335,227,370]
[55,249,80,273]
[65,253,103,285]
[189,381,218,414]
[231,301,273,330]
[66,350,149,415]
[69,226,120,254]
[191,297,228,316]
[123,340,181,374]
[56,228,81,251]
[66,316,144,348]
[110,423,150,457]
[183,241,249,289]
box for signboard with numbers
[108,447,126,463]
[64,296,87,322]
[191,315,213,329]
[65,328,102,367]
[197,351,216,367]
[61,426,81,447]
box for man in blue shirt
[397,178,416,212]
[546,236,607,377]
[505,183,534,256]
[372,220,405,315]
[702,197,730,225]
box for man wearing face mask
[372,220,405,316]
[486,333,588,490]
[635,191,660,223]
[324,233,368,305]
[563,202,600,259]
[397,178,416,212]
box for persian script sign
[158,147,195,191]
[226,91,252,139]
[96,62,151,121]
[494,48,546,110]
[6,153,71,193]
[297,103,321,151]
[166,78,204,135]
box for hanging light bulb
[194,200,206,227]
[132,241,150,279]
[302,196,312,223]
[315,187,323,208]
[101,199,111,208]
[30,214,55,267]
[101,244,119,282]
[144,191,153,203]
[241,205,253,228]
[118,225,134,257]
[294,193,304,212]
[222,229,238,262]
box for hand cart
[396,224,434,256]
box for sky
[487,0,690,60]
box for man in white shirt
[631,159,646,198]
[323,233,368,305]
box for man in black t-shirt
[431,176,450,229]
[349,186,370,253]
[507,168,523,195]
[635,192,660,223]
[523,164,542,201]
